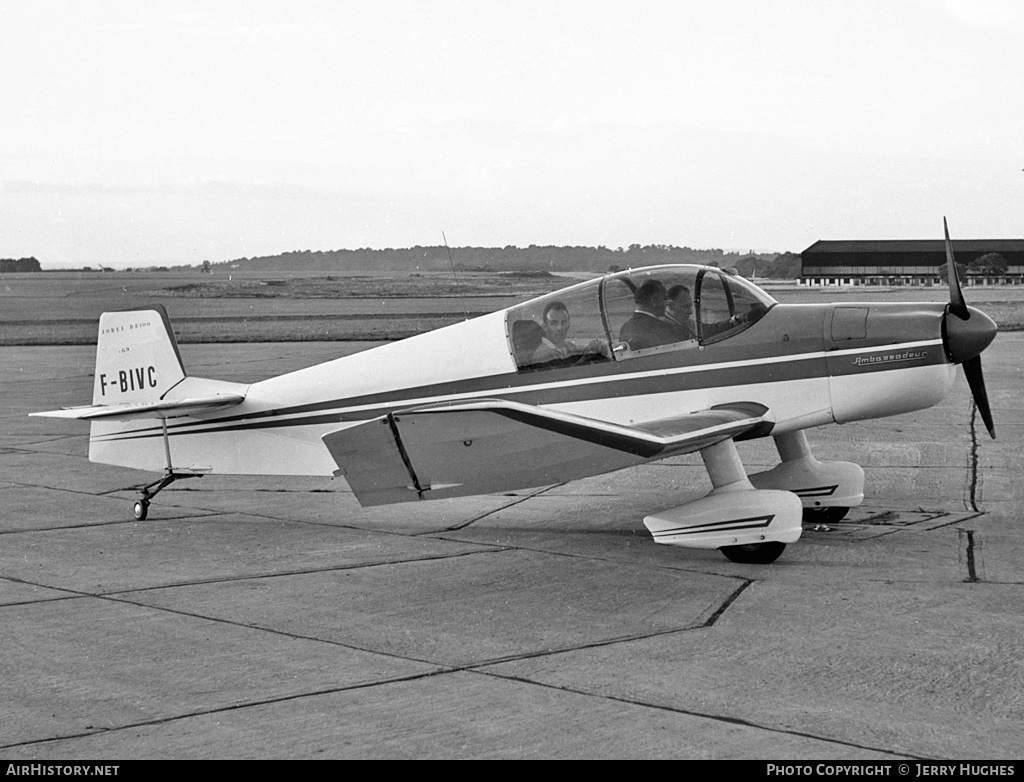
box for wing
[322,398,770,506]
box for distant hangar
[800,239,1024,286]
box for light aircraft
[33,221,997,564]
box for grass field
[3,269,1022,345]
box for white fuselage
[88,304,956,479]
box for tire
[133,500,149,521]
[802,506,849,524]
[720,541,786,564]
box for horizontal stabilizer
[33,374,248,421]
[31,392,245,421]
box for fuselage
[88,266,958,478]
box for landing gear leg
[132,470,201,520]
[130,418,201,520]
[643,438,803,564]
[748,430,864,521]
[703,439,802,564]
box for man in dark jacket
[663,284,697,341]
[619,280,681,350]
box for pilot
[531,301,605,364]
[663,284,696,341]
[701,300,765,339]
[618,280,681,350]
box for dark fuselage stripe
[95,340,944,443]
[96,351,823,442]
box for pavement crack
[966,400,985,513]
[89,591,459,668]
[96,547,508,596]
[437,484,563,532]
[703,579,753,625]
[468,669,926,759]
[958,528,982,583]
[0,669,452,752]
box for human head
[666,284,693,322]
[512,319,544,355]
[634,280,667,316]
[542,301,570,346]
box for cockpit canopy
[506,265,776,372]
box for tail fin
[33,304,245,422]
[92,305,185,405]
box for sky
[2,0,1022,268]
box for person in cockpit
[511,319,545,365]
[663,284,696,341]
[619,280,681,350]
[530,301,607,365]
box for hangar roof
[803,239,1024,254]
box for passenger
[511,320,545,365]
[663,284,696,341]
[618,280,681,350]
[531,301,606,364]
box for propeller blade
[941,221,995,438]
[963,355,995,439]
[945,217,970,320]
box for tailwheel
[803,506,849,524]
[130,470,201,521]
[720,541,786,564]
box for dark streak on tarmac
[1,337,1022,759]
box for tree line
[937,252,1009,282]
[0,257,42,272]
[210,244,801,278]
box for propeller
[945,217,970,320]
[942,218,997,438]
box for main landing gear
[720,541,788,565]
[643,430,865,564]
[644,437,803,564]
[748,430,863,525]
[802,506,850,525]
